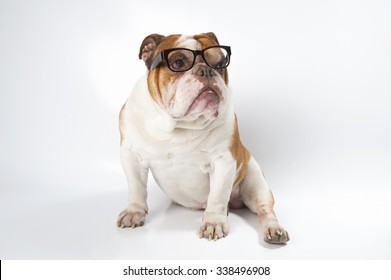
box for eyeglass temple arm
[149,53,164,71]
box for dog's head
[139,33,231,122]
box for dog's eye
[173,59,185,68]
[216,60,226,69]
[170,58,191,71]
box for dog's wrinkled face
[139,33,230,122]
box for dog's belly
[149,159,211,209]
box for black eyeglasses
[149,45,231,72]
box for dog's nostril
[195,65,215,77]
[200,69,209,76]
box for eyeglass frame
[149,45,232,72]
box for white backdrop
[1,0,390,259]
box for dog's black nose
[193,64,216,78]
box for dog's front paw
[264,224,289,244]
[198,213,229,241]
[117,209,146,228]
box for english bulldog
[117,32,289,243]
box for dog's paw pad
[198,213,229,241]
[117,209,146,228]
[264,225,290,244]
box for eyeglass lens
[204,47,229,69]
[167,50,194,72]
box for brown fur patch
[146,34,182,105]
[230,115,251,189]
[193,32,219,48]
[155,34,181,52]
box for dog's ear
[203,32,220,45]
[139,34,165,69]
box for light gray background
[1,0,390,259]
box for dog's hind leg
[240,157,289,244]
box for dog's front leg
[117,146,149,228]
[198,154,236,240]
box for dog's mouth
[185,87,220,116]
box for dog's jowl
[117,32,289,243]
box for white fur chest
[121,76,235,209]
[141,144,212,209]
